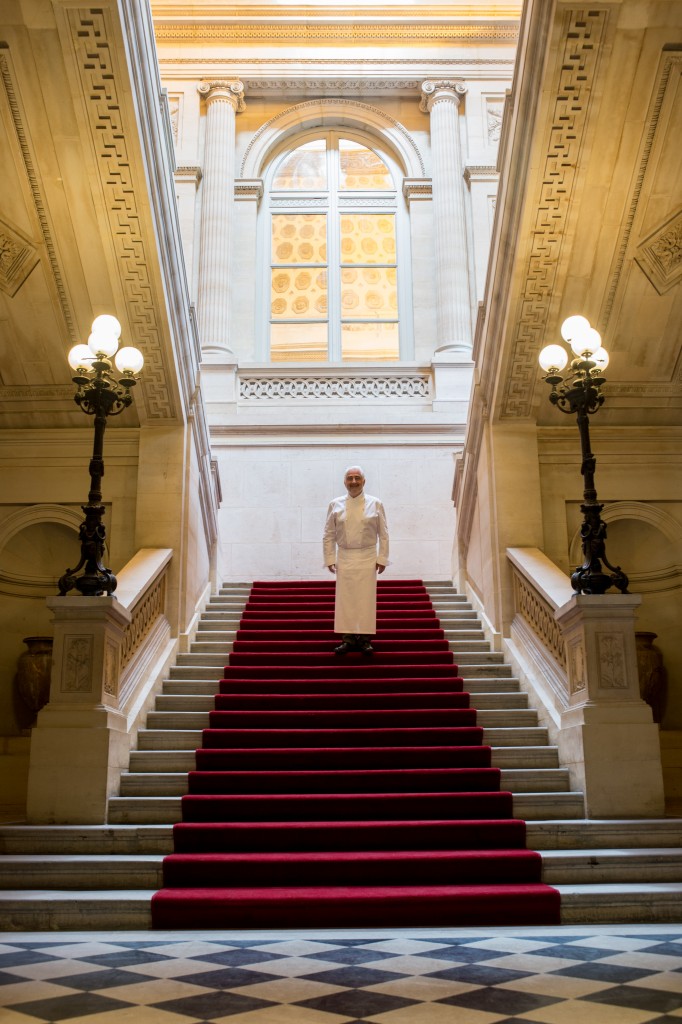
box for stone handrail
[506,547,574,716]
[115,548,173,712]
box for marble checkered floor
[2,927,682,1023]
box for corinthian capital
[419,80,467,113]
[198,80,246,113]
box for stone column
[420,80,472,357]
[196,80,245,362]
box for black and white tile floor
[2,927,682,1023]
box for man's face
[344,469,365,497]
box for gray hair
[344,465,365,478]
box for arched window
[261,131,409,363]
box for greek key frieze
[501,9,608,419]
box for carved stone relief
[103,640,118,698]
[568,640,587,694]
[62,636,93,693]
[635,210,682,295]
[0,219,39,297]
[597,632,627,689]
[485,98,504,144]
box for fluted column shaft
[420,81,472,356]
[197,81,245,359]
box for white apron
[322,492,389,635]
[335,545,378,634]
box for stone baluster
[196,80,245,361]
[420,80,472,357]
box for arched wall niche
[0,505,84,597]
[241,98,426,181]
[568,501,682,594]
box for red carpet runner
[151,580,560,927]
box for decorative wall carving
[501,9,608,419]
[0,219,39,297]
[486,99,504,144]
[239,374,431,401]
[635,209,682,295]
[569,639,587,694]
[67,9,175,420]
[512,568,567,669]
[167,93,181,144]
[103,640,118,697]
[597,632,627,688]
[0,54,76,342]
[62,636,92,693]
[601,55,682,327]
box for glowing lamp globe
[538,344,569,373]
[561,315,591,343]
[68,344,96,371]
[114,346,144,375]
[570,326,602,357]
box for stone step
[0,825,173,855]
[0,855,162,890]
[5,819,682,857]
[4,883,682,930]
[153,691,529,713]
[527,818,682,850]
[106,790,584,824]
[145,707,538,730]
[542,848,682,885]
[159,677,522,696]
[166,664,516,681]
[117,766,571,798]
[25,839,679,897]
[135,725,549,750]
[127,745,562,774]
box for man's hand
[328,564,336,574]
[377,564,386,574]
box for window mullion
[327,137,342,362]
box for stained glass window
[268,134,401,363]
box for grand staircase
[1,580,682,929]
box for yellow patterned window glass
[341,323,399,362]
[340,214,395,266]
[341,268,397,319]
[339,139,393,190]
[272,140,327,190]
[271,215,327,265]
[271,213,328,361]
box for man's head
[344,465,365,497]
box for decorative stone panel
[62,636,93,693]
[0,218,39,297]
[635,210,682,295]
[597,631,627,689]
[239,373,431,401]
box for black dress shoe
[334,642,352,655]
[359,641,374,656]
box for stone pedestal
[556,594,665,817]
[26,597,131,824]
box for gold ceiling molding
[65,7,175,422]
[500,8,609,420]
[154,22,519,43]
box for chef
[323,465,389,655]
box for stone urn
[635,631,667,724]
[14,636,53,723]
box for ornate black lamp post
[538,315,629,596]
[59,315,144,597]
